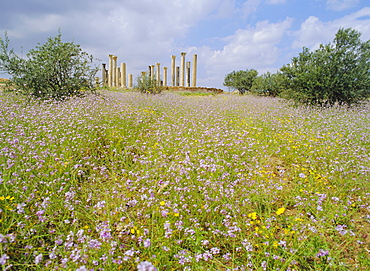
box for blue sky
[1,0,370,90]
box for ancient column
[176,66,180,86]
[171,55,176,86]
[112,55,118,87]
[102,63,107,86]
[120,63,127,88]
[128,74,133,88]
[186,61,191,87]
[192,54,197,87]
[163,67,168,87]
[156,63,161,86]
[141,71,146,77]
[108,55,113,87]
[116,67,120,87]
[180,52,186,87]
[150,65,155,81]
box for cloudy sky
[1,0,370,90]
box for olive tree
[252,71,285,97]
[0,31,98,100]
[223,69,258,94]
[280,28,370,106]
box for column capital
[181,52,187,56]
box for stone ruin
[98,52,198,89]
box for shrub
[0,31,98,100]
[252,71,285,97]
[223,69,258,94]
[136,74,162,94]
[280,28,370,106]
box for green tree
[0,31,98,100]
[224,69,258,94]
[252,71,284,97]
[280,28,370,106]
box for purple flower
[316,249,329,257]
[0,254,9,265]
[35,253,42,264]
[143,238,151,248]
[88,239,102,249]
[335,225,348,235]
[137,261,157,271]
[16,203,26,214]
[94,200,106,208]
[76,266,88,271]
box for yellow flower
[276,207,286,215]
[248,212,258,220]
[174,213,179,217]
[160,201,166,206]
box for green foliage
[136,74,162,94]
[252,71,285,97]
[223,69,258,94]
[280,28,370,106]
[0,31,98,100]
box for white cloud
[197,18,293,81]
[326,0,360,11]
[242,0,262,18]
[213,0,237,18]
[293,7,370,50]
[7,14,64,38]
[1,0,227,85]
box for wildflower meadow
[0,90,369,270]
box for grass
[177,91,215,96]
[0,90,369,270]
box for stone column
[120,63,127,88]
[163,67,168,86]
[141,71,146,77]
[108,55,113,87]
[128,74,133,88]
[150,65,155,81]
[192,54,197,87]
[156,63,161,86]
[180,52,186,87]
[102,63,107,86]
[176,66,180,86]
[171,55,176,86]
[186,61,191,87]
[112,55,118,87]
[116,67,120,87]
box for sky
[1,0,370,90]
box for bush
[136,74,162,94]
[0,31,98,100]
[223,69,258,94]
[280,28,370,106]
[252,72,285,97]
